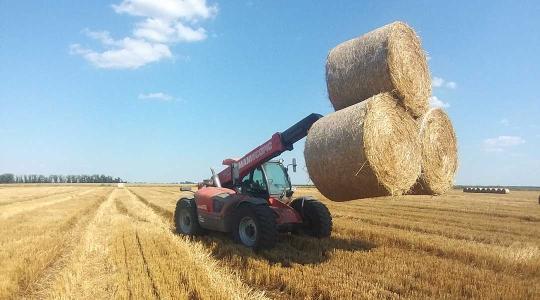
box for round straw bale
[326,21,431,117]
[413,108,458,195]
[304,93,421,201]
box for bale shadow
[191,232,376,266]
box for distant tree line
[0,173,123,184]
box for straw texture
[326,21,431,117]
[304,93,421,201]
[414,108,458,195]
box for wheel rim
[238,216,257,247]
[179,210,192,233]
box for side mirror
[292,158,297,173]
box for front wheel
[233,204,277,249]
[291,198,332,237]
[174,198,203,235]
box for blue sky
[1,1,539,185]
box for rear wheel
[291,198,332,237]
[174,198,202,235]
[233,204,277,249]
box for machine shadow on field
[193,232,375,266]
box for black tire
[233,204,277,249]
[174,198,203,235]
[290,198,332,238]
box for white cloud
[72,0,216,69]
[113,0,217,21]
[174,22,207,42]
[483,135,525,152]
[432,76,444,88]
[445,81,457,89]
[70,37,172,69]
[429,96,450,108]
[84,30,115,45]
[432,76,457,89]
[133,18,207,43]
[133,18,176,43]
[138,92,175,101]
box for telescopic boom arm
[218,113,322,186]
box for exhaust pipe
[210,168,222,188]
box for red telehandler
[174,113,332,249]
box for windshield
[262,162,291,195]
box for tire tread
[291,198,332,237]
[174,198,202,235]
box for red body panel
[194,186,236,213]
[194,187,302,225]
[218,133,285,186]
[268,197,302,224]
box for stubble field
[0,185,538,299]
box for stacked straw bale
[307,21,458,201]
[326,21,431,117]
[304,93,421,201]
[413,108,458,195]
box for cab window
[263,163,291,195]
[252,168,266,189]
[241,167,268,197]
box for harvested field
[0,185,538,299]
